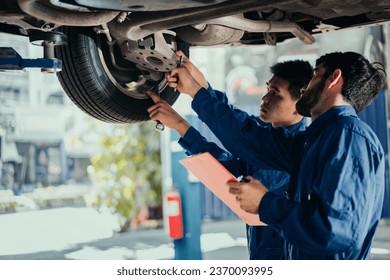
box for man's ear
[328,69,342,89]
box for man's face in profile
[296,65,327,117]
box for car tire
[55,27,189,123]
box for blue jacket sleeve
[178,126,246,177]
[207,85,229,103]
[191,87,296,172]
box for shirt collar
[285,117,307,133]
[304,106,357,139]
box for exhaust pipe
[18,0,120,26]
[203,15,315,45]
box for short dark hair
[316,52,386,113]
[270,60,313,100]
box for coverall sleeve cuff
[178,126,199,150]
[258,191,276,224]
[192,87,210,111]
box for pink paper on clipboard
[179,152,264,226]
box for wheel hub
[98,30,178,99]
[122,30,178,78]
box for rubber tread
[55,27,186,123]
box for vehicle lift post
[160,117,202,259]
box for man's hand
[146,91,190,136]
[227,176,269,214]
[165,66,202,98]
[176,50,208,89]
[165,51,206,98]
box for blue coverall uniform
[190,87,385,259]
[177,85,305,259]
[179,119,305,259]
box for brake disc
[122,30,178,79]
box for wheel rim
[96,35,169,99]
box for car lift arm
[0,47,61,73]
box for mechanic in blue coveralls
[147,54,313,259]
[163,51,386,260]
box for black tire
[55,27,189,123]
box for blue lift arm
[0,47,62,72]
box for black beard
[296,77,326,117]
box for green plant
[86,121,162,230]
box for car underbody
[1,0,390,122]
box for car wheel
[55,27,189,123]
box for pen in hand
[237,175,250,182]
[174,55,183,92]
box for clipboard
[179,152,264,226]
